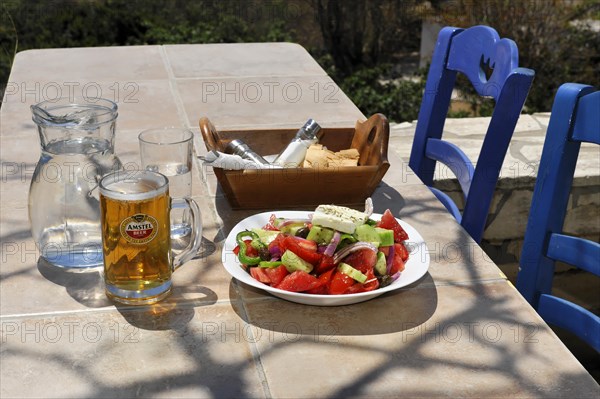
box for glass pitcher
[29,97,123,268]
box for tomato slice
[234,239,259,258]
[262,265,289,286]
[341,248,377,274]
[328,270,355,295]
[314,254,335,274]
[250,267,271,284]
[362,269,379,291]
[376,209,409,242]
[395,242,409,262]
[276,271,320,292]
[268,233,287,256]
[289,235,318,252]
[379,246,391,257]
[305,268,335,294]
[346,269,379,293]
[283,236,322,265]
[389,244,406,274]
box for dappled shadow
[3,338,258,399]
[0,227,38,283]
[115,285,218,331]
[37,257,112,308]
[370,181,407,215]
[4,207,597,398]
[194,236,217,259]
[229,273,437,336]
[35,232,219,312]
[205,175,595,397]
[3,167,597,397]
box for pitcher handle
[171,198,203,270]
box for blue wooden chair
[409,26,535,243]
[517,83,600,352]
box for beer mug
[99,170,202,305]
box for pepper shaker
[225,139,270,166]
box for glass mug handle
[170,198,202,269]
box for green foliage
[1,0,598,122]
[0,0,294,84]
[437,0,600,113]
[335,65,426,123]
[447,110,471,118]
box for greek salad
[233,200,410,295]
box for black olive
[378,275,393,288]
[259,247,271,261]
[295,226,310,239]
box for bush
[435,0,600,113]
[336,66,426,123]
[0,0,294,91]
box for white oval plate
[222,211,430,306]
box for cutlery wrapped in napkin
[201,151,282,170]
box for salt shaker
[272,119,322,168]
[225,139,270,166]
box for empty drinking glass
[139,128,194,246]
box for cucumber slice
[375,227,394,247]
[279,222,306,235]
[338,262,367,283]
[251,228,280,245]
[306,225,334,245]
[375,251,387,276]
[281,250,313,273]
[355,224,380,246]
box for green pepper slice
[236,231,265,265]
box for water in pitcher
[28,137,122,268]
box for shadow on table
[36,235,219,330]
[114,284,218,331]
[229,273,437,336]
[194,236,217,259]
[370,181,407,215]
[37,257,111,308]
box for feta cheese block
[311,204,368,234]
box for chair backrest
[517,83,600,352]
[409,25,535,243]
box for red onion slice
[269,245,282,260]
[278,219,311,228]
[323,231,341,257]
[386,244,395,275]
[333,242,378,264]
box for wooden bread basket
[199,114,390,209]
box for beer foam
[100,171,168,201]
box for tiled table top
[1,43,598,398]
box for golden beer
[99,170,203,304]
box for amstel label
[120,213,158,244]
